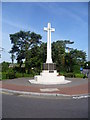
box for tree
[51,40,74,72]
[70,49,86,65]
[9,30,42,71]
[9,30,87,75]
[65,49,86,73]
[65,53,75,72]
[30,32,42,47]
[40,42,47,63]
[52,41,66,72]
[25,43,45,74]
[10,31,31,66]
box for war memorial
[29,23,71,84]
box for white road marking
[40,88,59,92]
[73,95,90,99]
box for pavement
[0,77,89,98]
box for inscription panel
[43,63,56,70]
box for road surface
[2,93,88,118]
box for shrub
[2,72,6,79]
[64,73,85,78]
[23,73,34,77]
[8,72,16,79]
[75,73,85,78]
[7,68,16,79]
[15,73,33,78]
[64,73,75,78]
[59,71,66,76]
[0,72,2,80]
[15,72,23,78]
[2,61,10,72]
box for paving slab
[0,77,89,96]
[2,77,88,87]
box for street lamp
[86,63,88,67]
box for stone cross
[44,23,55,63]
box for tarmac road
[2,93,88,118]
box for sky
[1,2,88,63]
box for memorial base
[29,70,71,85]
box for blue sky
[1,2,88,63]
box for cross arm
[44,27,48,31]
[51,28,55,32]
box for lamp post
[86,63,88,68]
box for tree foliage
[9,30,42,71]
[9,30,87,74]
